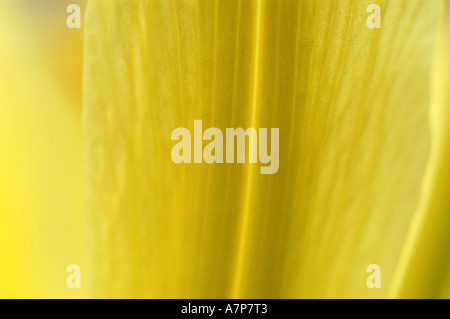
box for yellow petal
[390,0,450,299]
[84,0,442,298]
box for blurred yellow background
[0,0,86,298]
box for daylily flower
[0,0,444,299]
[83,0,450,298]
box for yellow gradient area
[0,1,86,298]
[84,0,448,298]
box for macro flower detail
[83,0,449,298]
[2,0,447,300]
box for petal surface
[84,0,442,298]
